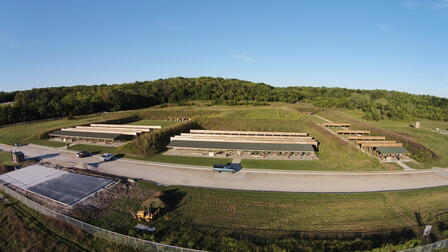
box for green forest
[1,77,447,125]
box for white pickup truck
[100,153,115,162]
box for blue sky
[1,0,447,97]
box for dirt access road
[2,143,448,193]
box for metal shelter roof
[376,146,410,155]
[49,130,121,140]
[168,140,315,152]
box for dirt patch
[71,181,135,221]
[0,165,12,175]
[72,177,164,222]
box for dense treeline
[1,77,447,125]
[0,91,16,103]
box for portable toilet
[11,151,25,163]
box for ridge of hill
[1,77,447,125]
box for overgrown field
[319,109,448,168]
[0,151,12,166]
[0,194,134,251]
[81,180,448,251]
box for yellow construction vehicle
[130,197,165,222]
[131,209,159,222]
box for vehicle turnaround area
[2,143,448,193]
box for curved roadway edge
[1,143,448,193]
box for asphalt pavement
[2,143,448,193]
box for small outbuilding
[11,151,25,163]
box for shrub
[132,120,201,155]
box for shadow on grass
[160,189,187,213]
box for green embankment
[319,109,448,168]
[86,180,448,251]
[0,112,133,146]
[127,119,179,127]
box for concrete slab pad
[0,164,114,205]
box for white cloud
[231,53,255,63]
[380,24,394,33]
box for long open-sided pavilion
[374,146,411,160]
[167,130,318,160]
[322,123,351,128]
[49,123,161,145]
[326,121,411,160]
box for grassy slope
[201,106,388,171]
[0,112,131,146]
[320,109,448,168]
[127,119,179,127]
[91,181,448,247]
[0,195,133,251]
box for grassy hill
[318,109,448,168]
[79,179,448,251]
[1,102,444,171]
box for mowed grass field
[0,112,132,147]
[92,180,448,240]
[319,109,448,168]
[127,119,179,127]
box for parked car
[213,163,240,173]
[101,153,115,162]
[14,143,24,147]
[76,150,90,158]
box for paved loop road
[2,144,448,193]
